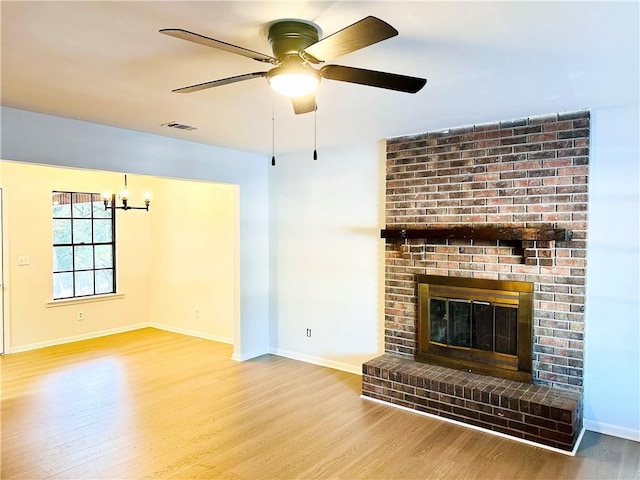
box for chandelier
[102,175,152,211]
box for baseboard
[270,348,363,375]
[584,419,640,442]
[8,323,150,354]
[7,323,233,356]
[362,395,585,456]
[231,347,270,362]
[149,323,232,345]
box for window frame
[52,191,117,300]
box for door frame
[0,187,5,354]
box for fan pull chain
[271,96,276,166]
[313,106,318,161]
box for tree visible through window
[52,192,116,299]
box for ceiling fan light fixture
[163,16,427,113]
[267,63,320,98]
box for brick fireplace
[362,111,589,452]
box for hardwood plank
[1,328,638,479]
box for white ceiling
[2,1,638,156]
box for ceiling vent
[162,121,198,131]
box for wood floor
[2,328,638,480]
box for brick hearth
[362,354,582,452]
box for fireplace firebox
[417,275,533,382]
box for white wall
[584,105,640,441]
[0,107,270,359]
[268,142,386,373]
[149,177,238,343]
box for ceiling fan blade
[302,16,398,63]
[172,72,267,93]
[320,65,427,93]
[292,95,316,115]
[160,28,276,64]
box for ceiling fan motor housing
[268,20,320,61]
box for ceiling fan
[160,16,427,115]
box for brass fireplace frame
[416,275,533,383]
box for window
[52,192,115,299]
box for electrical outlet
[77,311,84,321]
[195,309,200,318]
[17,255,29,266]
[306,328,311,337]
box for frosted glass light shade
[267,62,320,98]
[269,73,318,97]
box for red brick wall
[384,111,589,392]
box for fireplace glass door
[417,275,533,382]
[429,298,517,355]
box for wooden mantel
[380,226,572,243]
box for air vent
[162,121,198,131]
